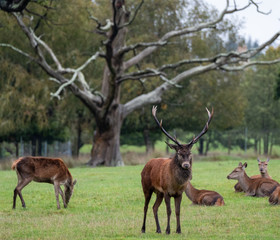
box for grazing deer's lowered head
[141,106,213,234]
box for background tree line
[0,0,280,162]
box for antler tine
[152,106,181,145]
[188,107,214,146]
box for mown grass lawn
[1,158,280,239]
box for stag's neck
[185,182,199,202]
[171,157,192,185]
[238,171,253,192]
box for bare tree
[1,0,280,166]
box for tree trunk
[31,137,36,156]
[72,115,83,159]
[205,131,212,156]
[227,133,231,155]
[198,138,204,155]
[143,129,154,154]
[269,135,273,156]
[254,137,258,154]
[15,141,19,157]
[88,106,124,166]
[263,131,269,155]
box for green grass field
[1,158,280,239]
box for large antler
[152,106,181,146]
[188,107,214,146]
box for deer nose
[182,163,190,169]
[227,175,230,179]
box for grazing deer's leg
[141,190,152,233]
[153,192,164,233]
[174,195,182,234]
[164,194,171,234]
[58,186,67,208]
[13,177,32,209]
[54,182,61,209]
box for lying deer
[12,156,77,209]
[141,106,213,234]
[185,181,224,206]
[234,158,271,192]
[227,162,279,197]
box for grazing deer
[185,181,225,206]
[234,158,271,192]
[141,106,213,234]
[12,156,77,209]
[227,162,279,197]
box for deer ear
[165,141,178,150]
[266,158,270,163]
[242,162,247,169]
[257,158,260,163]
[73,179,77,185]
[238,162,242,167]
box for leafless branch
[119,0,144,28]
[220,59,280,71]
[123,0,255,70]
[0,43,36,61]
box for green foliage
[1,159,280,239]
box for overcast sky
[204,0,280,45]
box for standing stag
[141,106,213,234]
[12,156,77,209]
[185,181,224,206]
[234,158,271,192]
[227,162,279,197]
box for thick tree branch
[123,0,256,70]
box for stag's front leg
[174,194,182,234]
[54,182,61,209]
[164,194,171,234]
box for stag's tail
[269,186,280,205]
[11,158,22,170]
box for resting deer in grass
[227,162,279,197]
[185,181,224,206]
[12,156,77,209]
[141,106,213,234]
[234,158,271,192]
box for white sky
[204,0,280,45]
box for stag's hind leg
[153,192,164,233]
[141,189,153,233]
[13,176,32,209]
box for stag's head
[227,162,247,180]
[65,179,77,205]
[152,106,213,170]
[257,158,269,175]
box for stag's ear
[266,158,270,163]
[242,162,247,169]
[238,162,242,167]
[73,179,77,185]
[257,158,260,163]
[165,141,178,150]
